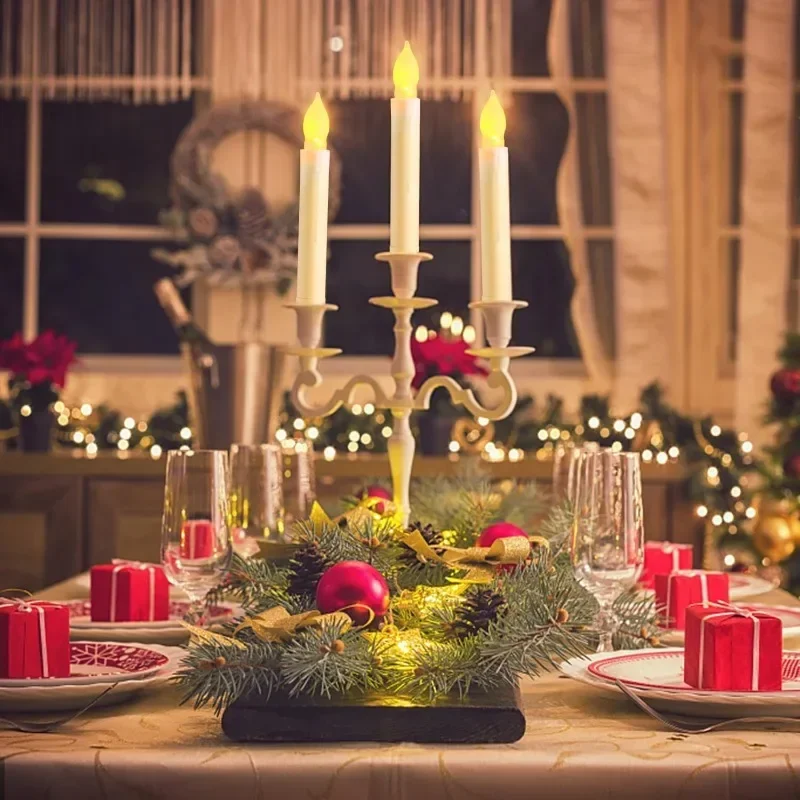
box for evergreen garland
[175,472,657,713]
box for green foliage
[177,484,659,715]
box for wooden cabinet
[0,453,705,589]
[86,479,165,565]
[0,476,83,590]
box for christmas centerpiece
[176,474,657,743]
[0,330,78,452]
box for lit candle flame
[480,90,506,148]
[393,41,419,99]
[303,93,329,150]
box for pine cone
[287,542,328,599]
[401,521,443,564]
[451,588,507,638]
[235,187,271,248]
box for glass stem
[595,602,617,653]
[184,595,208,626]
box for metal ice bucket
[185,342,287,450]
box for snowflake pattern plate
[0,642,169,687]
[0,643,184,712]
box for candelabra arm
[413,368,518,421]
[292,371,395,419]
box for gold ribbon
[309,501,383,531]
[400,530,549,582]
[233,605,361,643]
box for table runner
[2,577,800,799]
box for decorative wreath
[153,101,342,292]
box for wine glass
[160,449,233,623]
[570,449,645,652]
[229,443,284,547]
[280,438,316,529]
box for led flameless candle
[478,91,512,302]
[296,93,331,305]
[390,42,420,254]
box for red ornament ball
[477,522,529,572]
[770,368,800,400]
[315,561,390,625]
[363,484,392,514]
[784,454,800,480]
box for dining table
[1,574,800,799]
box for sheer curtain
[735,0,795,443]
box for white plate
[660,603,800,645]
[67,599,235,629]
[66,599,237,644]
[0,641,169,687]
[728,573,776,600]
[561,649,800,719]
[0,643,184,712]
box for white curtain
[604,0,671,411]
[207,0,511,102]
[0,0,199,102]
[548,0,613,391]
[735,0,795,443]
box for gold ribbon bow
[234,605,355,643]
[400,530,549,583]
[310,501,379,531]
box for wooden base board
[221,682,525,744]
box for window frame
[0,2,613,406]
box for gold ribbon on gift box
[400,530,549,583]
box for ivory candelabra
[287,251,533,525]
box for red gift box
[641,542,693,588]
[684,602,782,691]
[90,561,169,622]
[0,600,70,679]
[655,570,729,630]
[181,520,215,560]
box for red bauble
[476,522,529,572]
[363,484,392,514]
[315,561,390,625]
[770,368,800,400]
[784,454,800,480]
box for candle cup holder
[288,253,532,525]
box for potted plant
[0,331,78,452]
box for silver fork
[0,683,118,734]
[615,679,800,734]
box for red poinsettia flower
[411,334,488,390]
[0,330,78,388]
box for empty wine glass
[161,449,233,623]
[229,443,284,547]
[280,438,316,529]
[570,449,645,652]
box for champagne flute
[160,449,233,623]
[229,443,284,547]
[571,449,644,652]
[280,438,316,529]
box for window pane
[0,239,24,340]
[511,240,579,358]
[40,100,194,225]
[509,93,568,225]
[39,240,189,354]
[330,98,471,224]
[0,100,26,221]
[512,0,553,76]
[729,92,742,226]
[570,0,606,79]
[576,93,612,226]
[325,240,470,355]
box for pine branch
[208,553,296,614]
